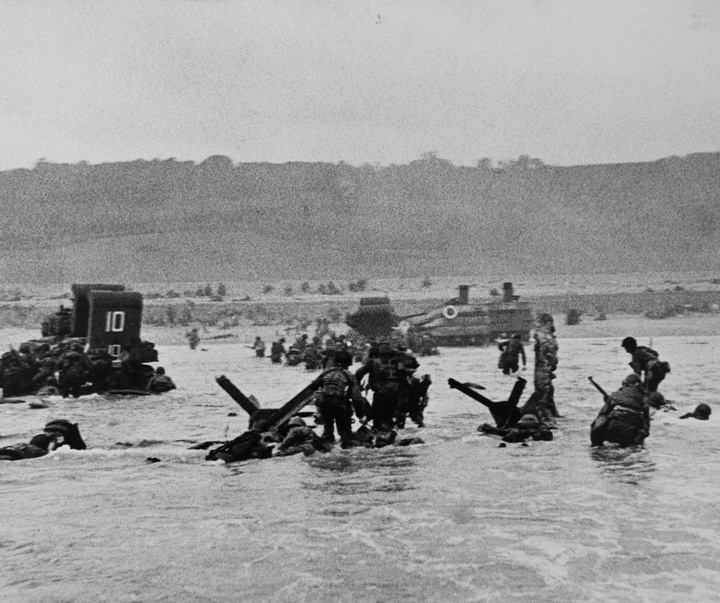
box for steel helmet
[622,373,643,387]
[621,337,637,350]
[335,350,353,367]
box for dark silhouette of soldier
[498,333,526,375]
[270,338,286,364]
[621,337,670,392]
[312,351,367,447]
[356,343,402,431]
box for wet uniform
[312,366,366,446]
[498,338,526,375]
[356,352,401,431]
[252,338,266,358]
[270,340,286,364]
[591,380,650,446]
[57,351,91,398]
[275,424,331,456]
[0,350,35,397]
[629,346,670,393]
[147,373,177,393]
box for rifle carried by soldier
[588,376,609,402]
[588,376,611,446]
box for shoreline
[3,312,720,350]
[2,276,720,349]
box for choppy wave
[1,336,719,602]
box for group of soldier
[241,319,700,454]
[204,340,431,462]
[252,333,361,370]
[476,316,560,444]
[488,324,709,448]
[250,328,440,372]
[297,339,431,448]
[0,339,175,399]
[588,336,684,447]
[3,310,713,463]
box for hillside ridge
[1,152,719,283]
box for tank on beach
[404,282,534,346]
[345,296,400,339]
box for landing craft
[403,283,534,346]
[344,283,534,347]
[2,284,160,398]
[39,284,157,364]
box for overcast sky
[1,0,718,169]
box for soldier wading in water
[497,333,527,376]
[621,337,670,393]
[312,350,369,448]
[590,374,651,447]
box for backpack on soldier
[374,359,400,394]
[321,368,349,398]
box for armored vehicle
[404,283,534,347]
[345,296,399,339]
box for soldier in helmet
[303,336,323,371]
[274,417,331,457]
[479,412,553,443]
[0,433,59,461]
[590,373,651,447]
[0,419,86,461]
[680,403,711,421]
[285,346,303,366]
[0,348,35,397]
[394,348,430,428]
[294,333,309,354]
[270,338,286,364]
[186,328,200,350]
[497,333,527,376]
[146,366,177,393]
[355,343,402,432]
[621,337,670,393]
[311,350,368,447]
[396,373,432,428]
[57,348,92,398]
[251,336,266,358]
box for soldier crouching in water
[311,350,369,448]
[590,374,651,447]
[146,366,177,393]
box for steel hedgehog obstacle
[0,284,160,398]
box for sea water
[1,336,719,602]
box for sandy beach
[3,272,720,349]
